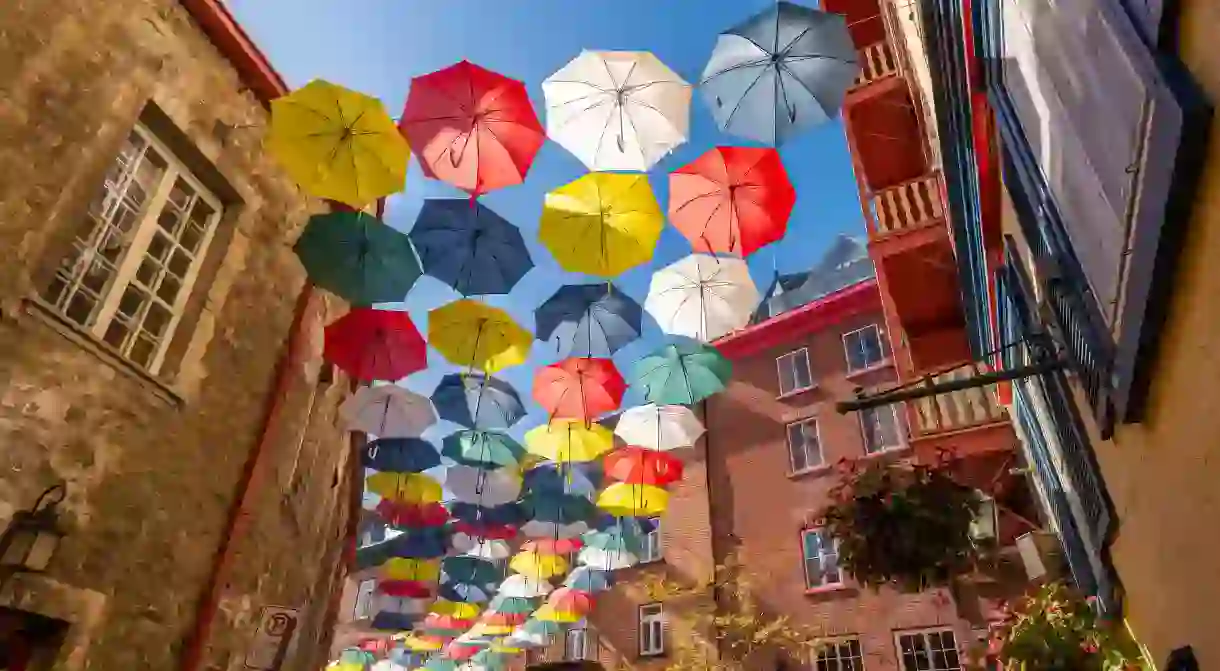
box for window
[41,124,222,375]
[787,419,824,473]
[638,603,664,656]
[801,529,842,589]
[776,348,814,394]
[353,579,375,619]
[814,638,865,671]
[640,517,662,563]
[565,627,588,660]
[859,406,903,454]
[895,629,961,671]
[843,325,885,372]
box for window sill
[858,445,911,461]
[787,464,832,480]
[638,651,667,659]
[804,583,852,595]
[845,359,895,381]
[22,297,185,408]
[777,385,818,400]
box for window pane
[778,354,797,394]
[787,423,808,472]
[845,326,885,371]
[801,422,821,467]
[794,349,812,388]
[861,407,900,453]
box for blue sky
[228,0,866,439]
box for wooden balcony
[868,173,945,239]
[851,39,899,91]
[908,361,1007,436]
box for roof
[178,0,288,105]
[751,233,875,323]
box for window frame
[640,516,663,564]
[565,626,588,661]
[812,637,866,671]
[637,603,665,657]
[842,324,887,373]
[894,628,962,671]
[858,404,905,454]
[786,418,825,474]
[776,347,815,396]
[353,579,376,619]
[801,528,844,591]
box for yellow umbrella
[428,299,532,373]
[490,643,523,654]
[268,79,410,207]
[431,600,481,619]
[524,421,615,463]
[539,173,663,277]
[469,622,515,637]
[365,472,443,504]
[381,557,441,582]
[509,550,569,580]
[533,603,583,624]
[400,635,444,652]
[597,482,670,516]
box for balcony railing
[909,361,1007,434]
[852,39,899,89]
[868,173,945,237]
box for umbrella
[442,556,503,587]
[444,465,522,507]
[498,573,553,599]
[409,200,534,297]
[428,300,532,374]
[645,254,760,342]
[632,341,732,406]
[431,374,525,430]
[399,61,545,197]
[268,79,409,207]
[421,613,473,637]
[547,588,594,617]
[448,502,526,529]
[524,421,615,463]
[543,50,691,172]
[294,211,422,305]
[340,385,437,438]
[452,534,512,560]
[669,146,796,257]
[363,527,451,561]
[325,308,428,382]
[577,546,638,571]
[382,557,442,583]
[431,600,482,620]
[539,173,663,277]
[520,618,565,638]
[532,358,627,421]
[700,2,858,145]
[535,283,642,358]
[520,538,583,555]
[603,446,685,486]
[441,430,526,469]
[510,551,568,580]
[564,566,614,593]
[399,635,445,652]
[444,641,485,661]
[478,611,527,627]
[366,472,444,504]
[438,581,493,604]
[373,500,450,528]
[583,520,650,556]
[488,595,537,615]
[596,483,670,516]
[419,660,460,671]
[613,403,705,451]
[520,519,589,540]
[334,648,377,671]
[468,650,511,671]
[362,438,442,473]
[522,462,599,497]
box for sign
[244,605,300,670]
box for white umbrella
[520,520,589,540]
[498,573,553,598]
[578,546,639,571]
[452,533,513,560]
[506,629,548,648]
[340,385,437,438]
[444,465,522,506]
[373,594,429,616]
[645,254,760,342]
[614,403,706,451]
[543,50,691,172]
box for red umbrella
[669,146,796,257]
[547,587,595,615]
[479,611,528,626]
[379,580,434,599]
[324,308,427,382]
[603,446,685,486]
[520,538,584,555]
[454,521,518,541]
[533,357,626,421]
[445,642,481,661]
[375,500,450,528]
[400,60,545,197]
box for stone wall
[0,0,354,669]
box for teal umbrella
[469,650,510,670]
[441,556,502,587]
[293,210,422,306]
[583,520,649,556]
[522,618,567,638]
[488,595,536,615]
[632,340,732,405]
[441,430,526,469]
[420,659,459,671]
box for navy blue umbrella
[431,373,526,430]
[362,527,451,561]
[409,198,534,296]
[361,437,442,473]
[448,501,526,528]
[522,462,600,497]
[519,491,598,525]
[700,1,858,146]
[535,283,643,358]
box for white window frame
[43,122,222,375]
[812,637,866,671]
[786,418,825,473]
[859,405,904,454]
[894,628,962,671]
[801,528,844,590]
[842,324,886,372]
[640,516,663,563]
[638,603,665,657]
[353,579,376,619]
[565,627,588,661]
[776,347,815,395]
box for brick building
[0,1,358,669]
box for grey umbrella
[700,2,859,146]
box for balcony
[851,40,899,91]
[868,173,945,240]
[907,361,1007,436]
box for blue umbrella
[438,581,494,604]
[522,462,599,497]
[700,1,859,146]
[409,199,534,296]
[366,527,451,560]
[448,501,526,528]
[519,491,598,525]
[564,566,614,593]
[442,556,503,586]
[535,283,643,358]
[370,611,422,631]
[361,437,442,473]
[431,373,526,430]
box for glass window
[776,348,814,394]
[860,405,903,453]
[641,517,662,563]
[787,420,823,473]
[353,579,375,619]
[565,627,588,661]
[638,603,664,656]
[896,629,961,671]
[802,529,843,589]
[815,638,865,671]
[843,325,886,372]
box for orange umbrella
[520,538,584,555]
[532,357,626,421]
[480,610,529,626]
[604,446,685,486]
[547,587,595,616]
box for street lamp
[0,484,67,575]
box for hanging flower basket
[816,459,980,591]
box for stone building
[0,0,359,669]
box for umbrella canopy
[400,61,545,197]
[539,173,663,278]
[371,527,451,560]
[381,557,442,583]
[441,430,526,469]
[431,374,526,430]
[366,472,444,504]
[520,538,583,555]
[577,546,639,571]
[478,611,528,627]
[422,613,474,637]
[543,50,691,172]
[340,385,437,438]
[547,588,595,617]
[532,357,627,421]
[444,465,522,506]
[488,595,537,616]
[509,551,568,580]
[325,308,428,382]
[428,300,532,374]
[520,618,565,638]
[362,438,442,473]
[645,254,760,342]
[519,519,589,540]
[399,635,445,652]
[583,521,650,556]
[438,582,494,604]
[452,534,513,560]
[700,2,858,146]
[669,146,796,257]
[613,403,705,451]
[448,502,526,529]
[432,600,483,620]
[532,603,583,624]
[596,482,670,516]
[522,462,599,497]
[498,573,553,598]
[535,283,642,358]
[420,659,461,671]
[409,199,534,297]
[294,211,422,305]
[373,500,450,528]
[442,556,503,586]
[632,341,732,405]
[564,566,614,593]
[268,79,409,207]
[603,446,685,486]
[524,421,615,463]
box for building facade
[0,1,358,669]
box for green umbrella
[583,520,649,556]
[420,660,459,671]
[487,595,536,615]
[470,649,511,670]
[293,210,422,306]
[441,430,526,468]
[632,340,732,405]
[522,618,567,638]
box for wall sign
[244,605,300,670]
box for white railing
[910,361,1007,434]
[853,40,899,89]
[869,173,945,237]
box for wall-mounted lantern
[0,484,67,576]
